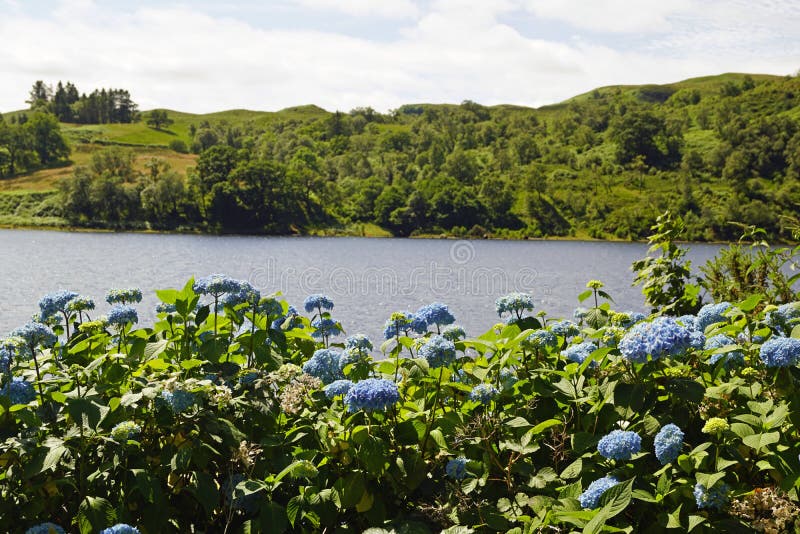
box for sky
[1,0,799,113]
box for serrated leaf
[742,432,779,453]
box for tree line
[0,112,69,177]
[27,80,139,124]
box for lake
[0,229,724,342]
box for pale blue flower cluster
[345,334,373,351]
[156,303,177,314]
[1,377,36,405]
[111,421,142,442]
[759,336,800,367]
[693,482,729,510]
[573,307,589,321]
[676,315,698,330]
[654,424,684,465]
[339,348,367,370]
[303,349,345,384]
[383,312,426,339]
[614,312,646,327]
[469,383,498,404]
[495,292,534,316]
[193,275,241,298]
[311,318,342,340]
[766,302,800,335]
[160,389,195,414]
[99,524,141,534]
[221,281,260,307]
[526,329,558,349]
[578,476,619,509]
[12,322,57,348]
[38,290,79,320]
[695,302,731,332]
[105,288,143,305]
[324,379,354,399]
[441,324,466,341]
[445,456,468,480]
[107,305,138,327]
[705,335,744,367]
[549,320,579,339]
[597,430,641,461]
[25,523,66,534]
[419,335,457,368]
[618,317,692,363]
[304,294,334,313]
[499,367,518,390]
[562,341,598,366]
[66,295,95,313]
[344,378,400,412]
[0,337,25,373]
[415,302,455,328]
[688,330,706,350]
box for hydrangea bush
[1,277,800,533]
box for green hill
[2,72,799,241]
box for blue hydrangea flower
[111,421,142,442]
[415,302,455,328]
[688,330,706,350]
[156,302,176,314]
[311,318,342,339]
[66,295,95,313]
[107,305,138,327]
[105,288,143,305]
[578,476,619,509]
[705,335,744,367]
[339,348,367,370]
[499,367,518,390]
[345,334,373,351]
[0,336,25,373]
[573,307,589,322]
[526,329,558,349]
[614,311,646,328]
[496,293,534,317]
[304,294,334,313]
[694,482,729,510]
[99,524,141,534]
[383,312,427,339]
[766,302,800,334]
[303,349,345,384]
[324,379,354,399]
[160,389,195,414]
[25,523,66,534]
[441,324,466,341]
[344,378,400,412]
[193,275,240,297]
[1,377,36,405]
[221,281,260,307]
[38,290,79,320]
[419,335,457,368]
[619,317,692,363]
[11,322,57,349]
[759,336,800,367]
[676,315,698,331]
[469,383,498,404]
[654,424,684,465]
[256,297,283,317]
[696,302,731,332]
[446,456,468,480]
[597,430,642,461]
[562,341,598,366]
[550,320,580,338]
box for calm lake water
[0,229,724,342]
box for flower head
[562,341,598,366]
[12,322,58,349]
[469,383,498,404]
[619,317,692,363]
[324,379,354,399]
[597,430,641,461]
[1,377,36,405]
[25,524,66,534]
[345,334,373,351]
[344,378,400,412]
[159,389,195,414]
[66,295,95,314]
[419,335,457,368]
[441,324,466,341]
[654,424,684,465]
[383,312,426,339]
[759,336,800,368]
[694,482,729,510]
[99,524,141,534]
[302,349,344,384]
[702,417,729,434]
[221,281,260,307]
[415,302,455,328]
[303,294,334,313]
[38,290,79,320]
[105,288,143,305]
[550,320,579,339]
[193,275,240,297]
[696,302,731,332]
[111,421,142,442]
[107,305,138,327]
[446,456,468,480]
[311,317,342,340]
[525,329,558,350]
[705,335,744,367]
[579,476,619,509]
[495,292,534,317]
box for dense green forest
[2,72,800,240]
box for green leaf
[259,501,288,534]
[286,495,302,527]
[666,503,683,529]
[687,515,706,532]
[598,477,634,519]
[736,293,763,313]
[742,432,779,453]
[578,289,593,303]
[77,496,116,534]
[560,458,582,480]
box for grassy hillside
[1,72,799,241]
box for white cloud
[0,0,797,114]
[292,0,420,19]
[519,0,695,33]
